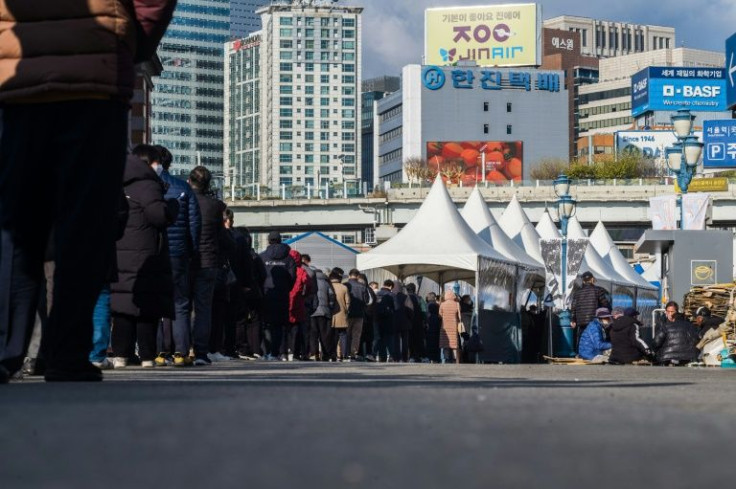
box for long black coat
[260,243,296,324]
[111,155,178,319]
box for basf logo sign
[631,67,727,117]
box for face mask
[152,163,164,176]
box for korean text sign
[425,4,540,67]
[631,67,727,117]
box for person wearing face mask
[577,308,613,362]
[151,146,201,367]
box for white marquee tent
[498,195,545,265]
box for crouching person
[609,308,654,365]
[578,308,612,363]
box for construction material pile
[683,283,736,321]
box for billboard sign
[615,130,685,160]
[425,4,541,67]
[726,33,736,109]
[421,66,560,92]
[630,67,727,117]
[426,141,523,184]
[703,120,736,168]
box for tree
[530,158,569,180]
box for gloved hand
[643,349,656,361]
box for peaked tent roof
[461,187,543,270]
[356,177,512,281]
[498,194,545,264]
[590,222,658,290]
[565,216,638,288]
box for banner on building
[682,193,710,230]
[426,141,522,184]
[540,238,588,310]
[425,4,541,67]
[649,195,677,230]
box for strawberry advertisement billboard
[426,141,523,184]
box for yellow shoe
[154,354,171,367]
[174,353,193,367]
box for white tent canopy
[461,187,543,271]
[498,195,545,264]
[564,216,638,288]
[356,177,512,282]
[590,222,658,290]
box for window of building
[280,120,293,129]
[506,125,512,135]
[484,123,489,134]
[279,28,292,37]
[305,108,314,118]
[279,143,292,151]
[280,17,293,26]
[280,131,293,140]
[483,101,489,112]
[506,103,512,112]
[342,18,355,27]
[279,62,292,72]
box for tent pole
[474,265,481,364]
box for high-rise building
[224,33,262,192]
[152,0,231,177]
[230,0,267,39]
[543,16,676,59]
[225,1,364,194]
[361,76,400,189]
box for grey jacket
[311,269,336,318]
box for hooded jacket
[653,318,700,364]
[260,242,296,322]
[111,154,177,319]
[288,249,308,324]
[609,315,650,364]
[577,318,612,360]
[311,269,336,319]
[192,188,226,270]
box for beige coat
[331,279,351,329]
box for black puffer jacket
[571,283,610,327]
[111,155,178,319]
[192,188,226,269]
[345,278,370,318]
[609,316,650,364]
[260,243,296,323]
[653,318,700,364]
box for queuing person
[577,308,613,362]
[299,254,318,359]
[570,271,611,350]
[345,269,371,361]
[238,228,267,360]
[310,268,336,360]
[425,293,441,363]
[153,146,201,367]
[110,146,178,369]
[652,310,700,366]
[609,308,654,365]
[284,250,308,362]
[329,270,350,360]
[260,231,296,360]
[188,166,228,366]
[394,283,414,362]
[362,281,379,361]
[373,280,397,362]
[405,284,426,362]
[438,290,462,364]
[0,0,176,383]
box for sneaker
[364,355,376,362]
[207,352,232,363]
[112,357,128,369]
[154,353,172,367]
[91,358,113,370]
[173,353,193,367]
[308,355,317,361]
[193,356,211,366]
[141,360,155,368]
[342,357,351,363]
[408,358,416,363]
[287,353,294,362]
[251,353,262,360]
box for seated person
[652,312,700,366]
[578,308,613,362]
[692,306,724,339]
[609,308,654,364]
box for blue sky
[340,0,736,78]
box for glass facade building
[225,3,364,192]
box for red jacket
[288,249,308,324]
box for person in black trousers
[110,145,178,368]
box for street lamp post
[553,173,577,357]
[666,108,704,229]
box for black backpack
[376,292,394,318]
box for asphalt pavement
[1,362,735,489]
